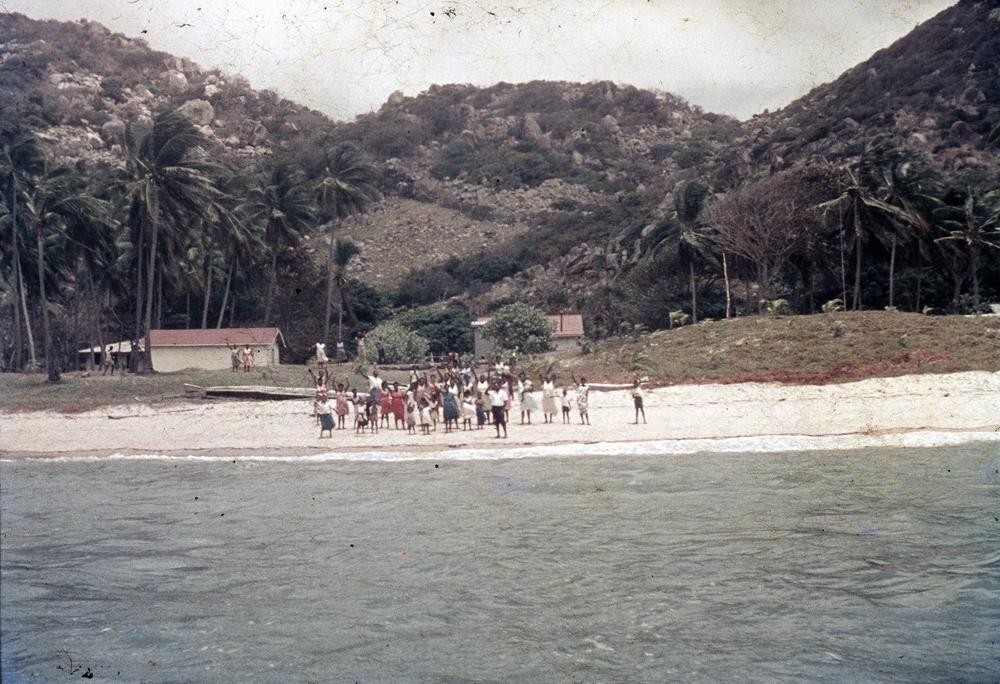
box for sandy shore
[2,371,998,458]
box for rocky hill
[1,2,998,321]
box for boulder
[204,83,220,98]
[100,117,126,141]
[163,70,188,93]
[176,99,215,125]
[387,90,406,106]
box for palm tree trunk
[132,220,144,372]
[35,221,59,382]
[143,216,158,373]
[888,236,897,308]
[201,255,213,329]
[852,212,863,311]
[969,244,980,311]
[264,250,278,326]
[689,261,698,324]
[337,283,344,344]
[324,228,336,343]
[17,258,37,368]
[10,183,22,370]
[155,262,163,330]
[87,263,105,366]
[216,257,234,328]
[722,252,731,319]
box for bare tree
[704,172,821,304]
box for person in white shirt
[632,377,647,424]
[488,380,509,438]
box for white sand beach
[2,371,998,457]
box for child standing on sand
[561,387,572,424]
[461,390,475,431]
[573,376,590,425]
[419,398,432,435]
[632,378,647,424]
[406,393,418,434]
[335,384,349,429]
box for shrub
[482,302,552,353]
[363,322,430,364]
[399,306,473,354]
[668,311,690,328]
[765,299,792,315]
[822,298,844,313]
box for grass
[557,311,1000,386]
[0,364,389,413]
[2,312,998,412]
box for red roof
[149,328,283,347]
[547,314,584,338]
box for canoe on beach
[183,384,314,400]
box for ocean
[2,440,998,682]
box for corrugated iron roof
[149,328,283,347]
[546,314,584,337]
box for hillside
[1,3,998,371]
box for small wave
[3,431,998,463]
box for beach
[2,371,998,457]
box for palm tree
[933,186,1000,311]
[313,144,379,343]
[122,110,222,371]
[243,163,316,326]
[670,180,713,323]
[0,129,45,370]
[332,236,361,344]
[857,137,939,308]
[22,167,108,381]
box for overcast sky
[4,0,955,121]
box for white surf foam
[4,431,998,463]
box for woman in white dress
[541,374,558,423]
[518,373,538,424]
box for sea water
[1,442,998,682]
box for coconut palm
[243,163,316,326]
[22,167,109,381]
[0,129,46,370]
[669,180,714,323]
[313,144,379,343]
[122,110,222,371]
[332,236,361,344]
[933,186,1000,311]
[857,137,940,308]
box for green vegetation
[482,303,552,354]
[361,321,429,365]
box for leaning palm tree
[243,163,316,326]
[857,137,940,308]
[313,144,379,343]
[0,129,46,370]
[122,110,222,371]
[332,236,361,344]
[933,186,1000,311]
[22,167,109,381]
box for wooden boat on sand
[184,384,314,400]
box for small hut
[148,328,285,372]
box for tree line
[1,110,379,381]
[607,135,998,334]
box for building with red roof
[148,328,285,372]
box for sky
[3,0,956,122]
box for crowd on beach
[308,345,649,440]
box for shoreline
[2,371,998,459]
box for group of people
[228,345,256,372]
[309,355,598,440]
